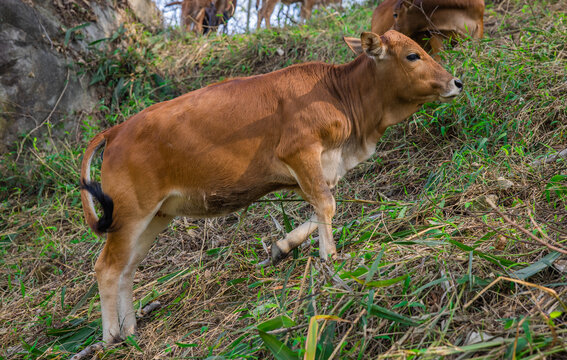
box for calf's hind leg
[95,214,173,344]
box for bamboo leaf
[258,331,299,360]
[365,274,408,288]
[305,315,345,360]
[257,315,296,332]
[512,251,561,280]
[304,316,319,360]
[367,304,419,327]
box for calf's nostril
[454,79,463,89]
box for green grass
[1,0,566,359]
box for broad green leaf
[512,251,561,280]
[365,246,385,283]
[411,277,448,296]
[304,316,319,360]
[447,239,515,266]
[305,315,345,360]
[365,274,408,288]
[315,322,336,360]
[258,331,299,360]
[367,304,419,327]
[504,337,527,359]
[175,342,198,348]
[347,273,407,288]
[256,315,296,332]
[227,277,247,286]
[47,319,100,352]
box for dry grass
[1,0,566,359]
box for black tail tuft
[80,179,115,233]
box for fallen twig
[69,342,104,360]
[464,276,567,311]
[485,198,567,255]
[266,323,308,335]
[292,256,312,320]
[328,309,366,360]
[530,148,567,166]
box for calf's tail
[80,132,114,235]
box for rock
[127,0,162,29]
[554,260,567,273]
[496,176,514,190]
[469,194,498,212]
[0,0,162,153]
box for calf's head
[345,30,462,105]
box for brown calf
[80,30,462,345]
[371,0,484,56]
[256,0,341,29]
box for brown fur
[180,0,236,33]
[80,31,462,344]
[371,0,484,57]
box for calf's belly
[158,182,292,218]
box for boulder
[0,0,161,153]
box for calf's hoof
[271,243,289,265]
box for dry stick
[526,205,564,244]
[283,257,313,344]
[69,342,104,360]
[328,309,366,360]
[463,276,567,311]
[316,297,347,346]
[529,148,567,166]
[292,256,312,320]
[267,323,309,335]
[485,198,567,255]
[254,197,410,206]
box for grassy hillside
[1,0,566,359]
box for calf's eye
[406,53,420,61]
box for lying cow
[371,0,484,57]
[80,30,462,346]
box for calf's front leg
[276,147,338,262]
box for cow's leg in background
[257,0,278,29]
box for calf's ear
[343,36,362,54]
[361,32,386,59]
